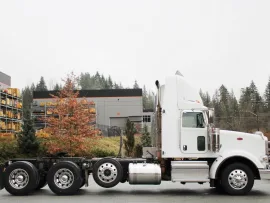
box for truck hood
[220,130,265,141]
[219,130,267,156]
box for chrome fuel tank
[128,163,161,185]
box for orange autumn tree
[43,73,98,156]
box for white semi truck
[0,71,270,196]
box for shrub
[90,148,117,158]
[17,109,39,155]
[141,125,151,147]
[134,144,143,158]
[123,119,137,157]
[0,140,20,164]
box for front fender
[209,150,264,179]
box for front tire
[47,161,82,195]
[221,163,254,195]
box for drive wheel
[221,163,254,195]
[80,179,85,188]
[47,161,82,195]
[4,161,38,196]
[93,158,123,188]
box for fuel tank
[128,163,161,185]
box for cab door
[180,110,208,154]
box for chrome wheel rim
[9,169,29,189]
[97,163,118,183]
[54,168,74,189]
[228,169,248,190]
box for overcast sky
[0,0,270,98]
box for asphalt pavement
[1,176,270,203]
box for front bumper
[0,164,4,190]
[259,168,270,180]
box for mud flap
[0,164,4,190]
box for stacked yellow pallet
[0,121,5,129]
[4,88,20,97]
[0,88,22,135]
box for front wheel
[220,163,254,195]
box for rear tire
[36,177,47,190]
[47,161,82,195]
[220,163,254,195]
[93,158,123,188]
[4,161,38,196]
[80,179,85,188]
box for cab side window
[182,112,205,128]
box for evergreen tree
[133,80,140,89]
[142,86,154,109]
[123,119,136,157]
[22,86,33,112]
[199,89,212,107]
[108,76,113,89]
[228,90,240,130]
[249,81,263,113]
[219,85,230,118]
[101,75,106,88]
[239,87,252,112]
[107,76,113,89]
[79,72,92,89]
[212,90,222,125]
[36,76,48,91]
[141,125,151,147]
[17,109,39,155]
[114,82,120,89]
[93,72,102,89]
[53,83,62,91]
[30,83,36,92]
[119,83,124,89]
[143,85,148,108]
[147,91,155,109]
[264,77,270,112]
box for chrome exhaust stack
[155,80,162,160]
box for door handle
[183,145,187,151]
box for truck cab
[153,71,270,195]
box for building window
[143,115,151,123]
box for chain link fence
[95,124,144,137]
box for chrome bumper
[259,169,270,180]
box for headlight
[261,155,269,163]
